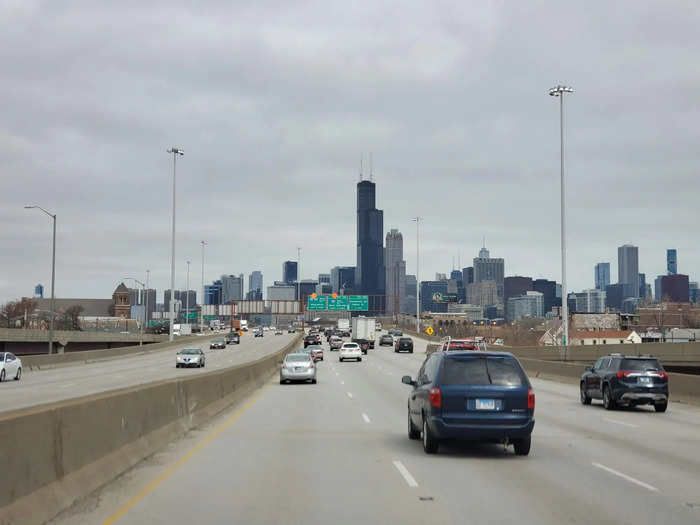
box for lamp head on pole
[548,85,574,97]
[167,147,184,156]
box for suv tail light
[657,372,668,380]
[616,371,633,379]
[527,388,535,409]
[429,387,442,408]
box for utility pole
[412,217,422,334]
[201,240,207,333]
[167,147,184,342]
[185,260,190,325]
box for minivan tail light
[429,387,442,408]
[527,388,535,409]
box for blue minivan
[402,351,535,455]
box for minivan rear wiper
[483,357,493,385]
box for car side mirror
[401,375,415,386]
[585,366,593,372]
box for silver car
[0,352,22,382]
[176,348,206,368]
[280,353,317,384]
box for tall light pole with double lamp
[185,260,191,325]
[25,205,56,354]
[411,217,422,334]
[549,84,574,347]
[167,147,184,341]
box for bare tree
[64,305,84,331]
[0,298,37,328]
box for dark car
[395,337,414,353]
[304,335,319,348]
[389,329,403,337]
[402,351,535,455]
[580,354,669,412]
[225,332,241,345]
[209,338,226,349]
[379,334,394,346]
[254,329,264,338]
[287,326,296,333]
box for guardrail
[0,334,303,525]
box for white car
[0,352,22,381]
[339,342,362,362]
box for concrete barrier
[19,333,221,371]
[0,334,302,525]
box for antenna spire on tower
[369,152,374,182]
[359,154,364,182]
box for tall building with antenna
[355,158,385,312]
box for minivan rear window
[620,358,662,371]
[441,357,525,387]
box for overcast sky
[1,0,699,303]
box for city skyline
[3,3,700,304]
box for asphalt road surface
[52,334,700,524]
[0,331,297,413]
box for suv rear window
[620,358,662,371]
[441,356,525,387]
[399,338,412,343]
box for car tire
[0,369,5,382]
[654,402,668,413]
[358,358,362,362]
[176,364,180,368]
[603,385,616,410]
[422,418,439,454]
[311,378,317,384]
[280,379,285,384]
[408,410,420,440]
[580,382,592,405]
[513,436,531,456]
[15,368,21,381]
[409,350,413,353]
[340,358,343,362]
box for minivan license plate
[639,376,651,384]
[475,399,495,410]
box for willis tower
[356,178,385,312]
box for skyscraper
[385,229,406,317]
[660,274,689,302]
[221,274,244,303]
[504,276,533,320]
[331,266,356,294]
[618,244,639,299]
[533,279,557,315]
[462,267,474,285]
[473,245,504,302]
[594,263,610,291]
[249,271,263,297]
[355,179,385,310]
[667,249,677,275]
[283,261,298,285]
[638,273,646,299]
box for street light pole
[167,147,184,342]
[412,217,422,334]
[549,84,574,347]
[145,269,150,329]
[25,205,57,354]
[186,260,190,325]
[201,240,207,333]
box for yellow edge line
[103,386,268,524]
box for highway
[50,334,700,525]
[0,331,298,413]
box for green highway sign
[185,311,197,319]
[349,295,369,311]
[203,315,218,320]
[327,296,349,311]
[307,296,328,310]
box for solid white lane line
[393,460,419,488]
[347,392,354,399]
[362,413,371,424]
[340,381,345,385]
[591,463,659,492]
[603,418,638,428]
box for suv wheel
[422,418,439,454]
[603,385,616,410]
[513,436,531,456]
[580,382,592,405]
[654,402,668,413]
[408,410,420,440]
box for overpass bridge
[0,328,167,355]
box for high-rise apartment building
[466,281,499,308]
[204,280,222,305]
[331,266,356,294]
[462,267,474,285]
[318,273,331,284]
[385,229,406,316]
[504,276,533,319]
[403,274,417,314]
[638,273,647,299]
[667,249,677,275]
[533,279,557,315]
[283,261,298,284]
[473,246,504,302]
[221,274,244,303]
[573,289,606,313]
[506,291,544,322]
[595,263,610,291]
[355,179,385,311]
[249,271,263,297]
[618,244,639,299]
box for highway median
[0,334,302,525]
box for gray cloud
[1,0,699,302]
